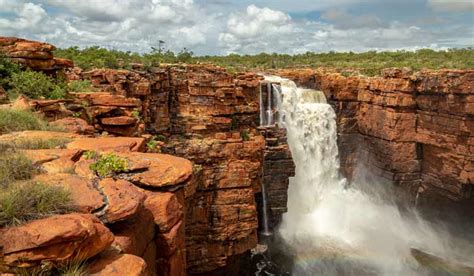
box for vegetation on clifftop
[54,46,474,76]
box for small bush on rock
[89,153,128,177]
[0,181,72,226]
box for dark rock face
[258,126,294,230]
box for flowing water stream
[261,76,474,276]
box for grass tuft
[0,150,36,188]
[0,137,72,150]
[0,109,49,134]
[0,181,72,227]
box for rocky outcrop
[64,64,265,273]
[0,132,194,275]
[0,37,73,72]
[277,68,474,215]
[0,214,114,267]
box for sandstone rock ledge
[0,132,194,275]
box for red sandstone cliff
[278,68,473,213]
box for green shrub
[0,181,72,226]
[0,55,21,90]
[89,153,128,177]
[240,130,250,141]
[0,151,36,188]
[146,139,158,151]
[9,69,67,99]
[54,46,474,76]
[0,109,49,133]
[69,80,95,92]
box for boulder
[50,117,95,135]
[87,252,147,276]
[0,214,113,267]
[122,153,193,188]
[24,148,81,174]
[98,178,146,224]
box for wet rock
[0,214,113,267]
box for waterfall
[261,181,271,236]
[263,76,456,275]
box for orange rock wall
[68,65,265,274]
[280,68,474,213]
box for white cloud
[218,5,296,53]
[0,1,47,33]
[427,0,474,12]
[0,1,471,55]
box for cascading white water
[261,181,272,236]
[264,76,461,275]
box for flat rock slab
[100,116,138,126]
[0,131,79,143]
[23,148,82,165]
[0,214,113,266]
[117,152,193,188]
[73,93,141,107]
[88,252,147,276]
[67,137,145,152]
[34,173,104,213]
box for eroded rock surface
[0,37,73,72]
[0,214,113,267]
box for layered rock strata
[276,68,473,215]
[0,37,73,72]
[0,131,193,275]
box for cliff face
[278,68,473,214]
[63,65,265,274]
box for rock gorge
[0,38,473,275]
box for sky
[0,0,473,55]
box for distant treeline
[54,46,474,76]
